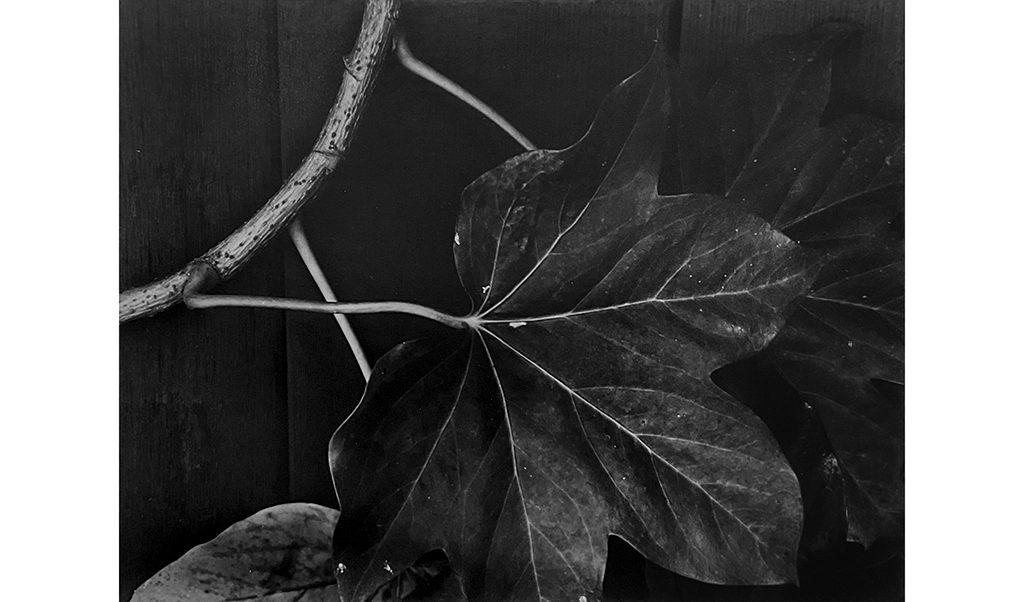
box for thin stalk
[282,33,536,381]
[288,221,372,381]
[186,293,467,331]
[394,31,537,152]
[288,35,538,381]
[119,0,402,323]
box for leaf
[753,119,905,547]
[711,357,850,555]
[331,54,820,602]
[130,503,462,602]
[676,25,905,547]
[772,116,904,251]
[767,355,904,546]
[675,23,859,199]
[362,549,466,602]
[130,503,339,602]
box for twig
[394,31,537,152]
[186,292,467,331]
[287,31,537,381]
[288,221,372,381]
[119,0,402,323]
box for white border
[907,2,1023,600]
[3,1,119,599]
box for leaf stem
[394,30,537,151]
[288,221,372,381]
[185,293,468,330]
[119,0,402,323]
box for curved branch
[119,0,402,324]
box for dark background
[119,0,903,600]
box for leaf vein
[481,80,655,319]
[480,334,542,601]
[483,330,774,552]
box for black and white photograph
[114,1,911,600]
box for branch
[288,221,372,381]
[185,292,467,331]
[394,31,537,151]
[119,0,402,324]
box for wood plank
[119,0,289,598]
[277,0,664,507]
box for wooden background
[119,0,903,599]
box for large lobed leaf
[330,54,820,602]
[674,23,905,547]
